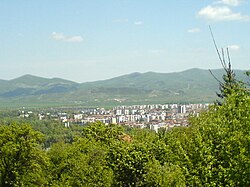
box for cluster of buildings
[19,103,209,132]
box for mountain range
[0,68,248,108]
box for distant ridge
[0,68,248,108]
[10,74,76,85]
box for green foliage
[0,124,49,187]
[0,117,83,148]
[82,122,125,145]
[31,121,83,148]
[144,159,186,187]
[107,141,151,186]
[217,64,238,100]
[163,87,250,186]
[48,139,113,187]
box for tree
[160,30,250,184]
[143,159,186,187]
[0,123,48,187]
[208,27,246,105]
[48,138,113,187]
[82,122,125,146]
[161,80,250,186]
[107,140,151,186]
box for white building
[178,105,186,114]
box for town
[19,103,209,132]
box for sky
[0,0,249,82]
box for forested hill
[0,68,248,107]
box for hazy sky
[0,0,249,82]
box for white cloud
[134,21,143,25]
[65,36,83,43]
[216,0,242,6]
[198,5,250,21]
[228,44,240,50]
[187,28,201,33]
[51,32,83,43]
[51,32,65,41]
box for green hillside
[0,69,248,108]
[0,74,78,98]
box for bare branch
[226,48,231,65]
[209,26,224,67]
[221,48,227,70]
[209,69,223,85]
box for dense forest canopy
[0,69,250,186]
